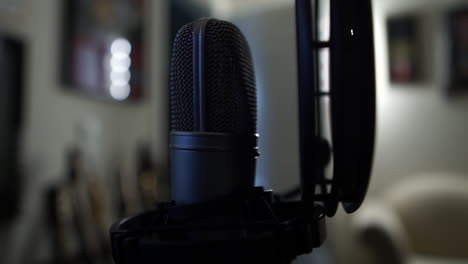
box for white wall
[370,0,468,193]
[230,2,300,193]
[0,0,169,263]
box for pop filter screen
[330,0,375,214]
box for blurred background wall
[371,0,468,193]
[0,0,169,263]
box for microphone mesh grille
[170,22,195,131]
[170,19,257,134]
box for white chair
[352,174,468,264]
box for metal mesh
[170,22,195,131]
[170,19,257,135]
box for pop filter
[295,0,375,216]
[329,0,375,214]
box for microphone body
[170,19,258,205]
[171,132,257,204]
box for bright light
[110,56,131,72]
[110,84,131,101]
[110,71,131,86]
[111,38,132,57]
[109,38,132,101]
[319,49,330,92]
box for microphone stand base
[110,187,326,264]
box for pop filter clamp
[110,0,375,263]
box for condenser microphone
[170,18,258,205]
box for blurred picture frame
[387,16,422,83]
[61,0,145,102]
[448,7,468,92]
[0,34,24,220]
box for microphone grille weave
[170,19,257,134]
[170,22,194,131]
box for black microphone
[170,18,258,205]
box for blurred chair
[352,174,468,264]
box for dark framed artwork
[61,0,145,101]
[0,34,24,220]
[387,16,422,83]
[448,7,468,92]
